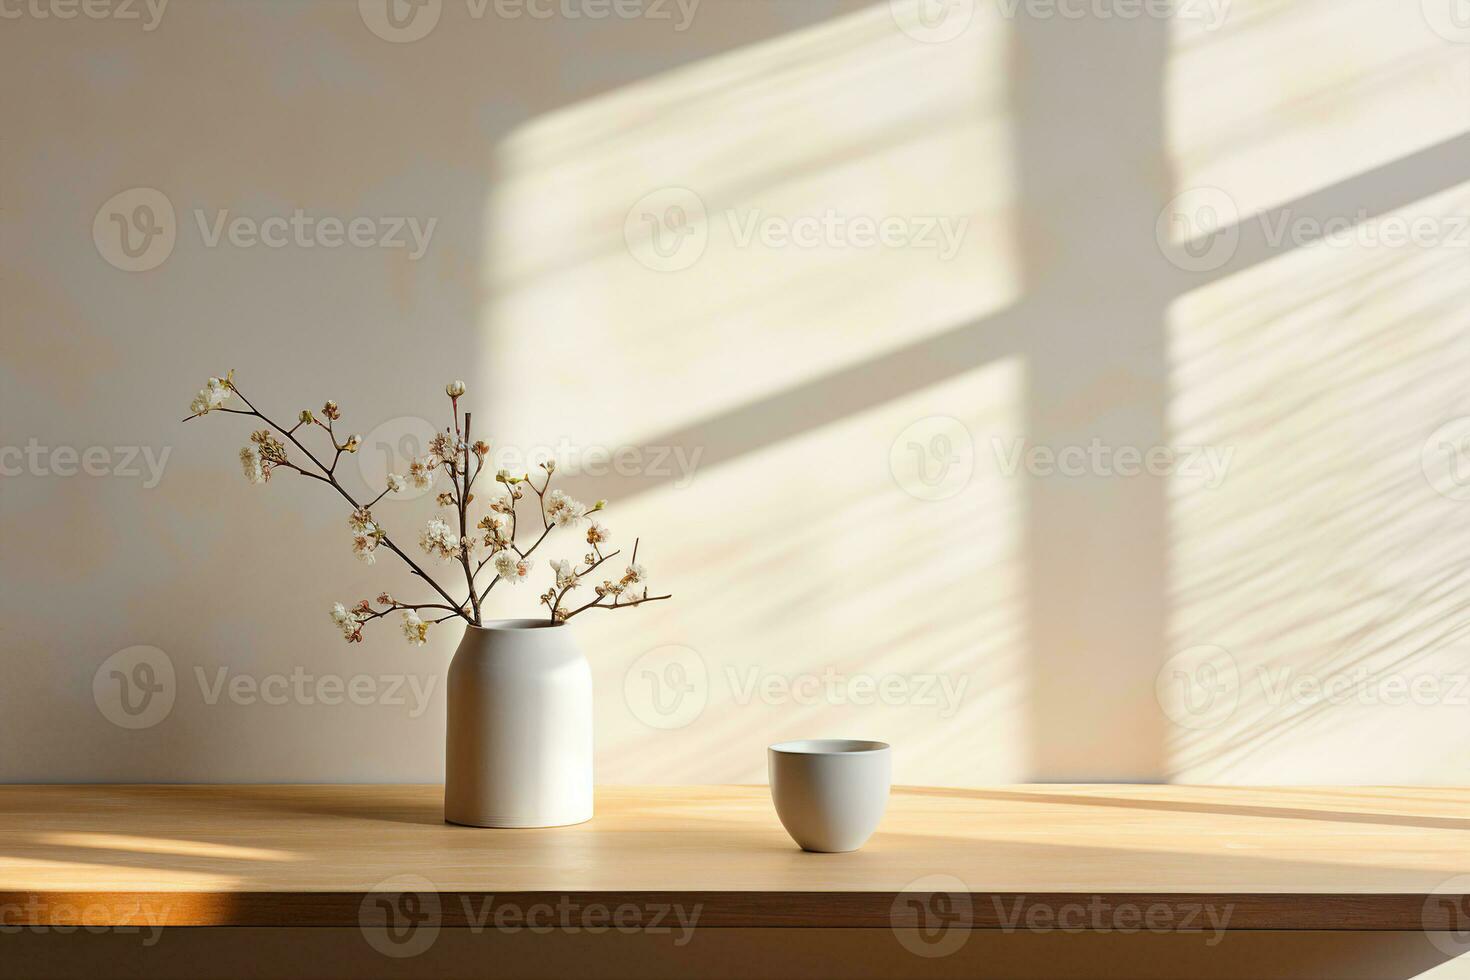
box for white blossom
[408,456,434,490]
[625,563,647,586]
[386,473,407,493]
[587,520,610,545]
[401,610,430,646]
[551,558,578,589]
[546,489,586,528]
[330,602,368,642]
[419,518,460,561]
[349,509,382,564]
[189,376,232,417]
[240,446,265,485]
[494,549,532,583]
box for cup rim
[768,738,890,756]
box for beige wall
[3,0,1470,785]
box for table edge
[3,890,1465,931]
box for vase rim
[466,618,566,631]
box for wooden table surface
[4,785,1470,930]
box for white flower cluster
[240,446,265,485]
[551,558,578,589]
[189,377,232,417]
[419,518,461,561]
[546,489,586,529]
[493,549,533,583]
[408,456,435,490]
[349,509,382,564]
[401,610,430,646]
[330,602,369,642]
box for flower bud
[446,380,466,398]
[299,409,314,424]
[590,499,607,512]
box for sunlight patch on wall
[1168,0,1470,219]
[551,357,1028,786]
[1164,180,1470,782]
[480,2,1017,449]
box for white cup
[768,739,892,852]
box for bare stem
[458,412,482,625]
[562,591,672,621]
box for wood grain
[3,785,1470,929]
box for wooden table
[4,785,1470,933]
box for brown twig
[216,383,469,621]
[457,412,482,625]
[545,547,621,621]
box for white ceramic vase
[444,619,593,828]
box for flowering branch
[185,377,466,620]
[547,537,671,621]
[185,372,672,645]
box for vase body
[444,619,593,828]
